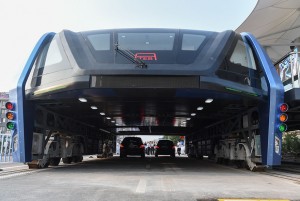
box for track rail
[0,167,39,180]
[0,156,95,180]
[260,166,300,184]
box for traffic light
[5,102,16,130]
[278,103,288,132]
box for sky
[0,0,257,92]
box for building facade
[0,92,9,134]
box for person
[106,140,113,157]
[144,142,148,155]
[116,142,120,155]
[146,142,150,155]
[150,141,154,155]
[177,141,181,156]
[103,141,107,158]
[102,140,111,158]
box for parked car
[120,137,145,158]
[155,140,175,157]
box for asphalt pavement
[0,155,299,201]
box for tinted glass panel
[87,34,110,50]
[118,33,175,50]
[28,35,74,88]
[122,137,143,146]
[32,41,51,86]
[158,140,173,146]
[182,34,206,51]
[44,40,62,66]
[230,40,256,70]
[216,38,262,89]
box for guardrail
[0,133,12,162]
[274,51,300,91]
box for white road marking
[0,163,74,180]
[135,178,147,193]
[218,199,290,201]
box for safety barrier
[0,133,12,162]
[275,50,300,91]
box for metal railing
[0,133,12,162]
[274,51,300,91]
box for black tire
[235,160,246,169]
[155,154,158,158]
[120,154,127,158]
[78,156,83,162]
[62,157,72,164]
[43,161,50,168]
[141,154,145,158]
[38,160,49,168]
[49,157,61,166]
[72,156,79,163]
[170,154,175,158]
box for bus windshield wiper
[114,43,147,69]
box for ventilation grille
[91,76,200,88]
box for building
[0,92,9,134]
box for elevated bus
[4,28,288,169]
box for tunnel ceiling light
[205,99,213,103]
[187,118,191,120]
[115,123,119,126]
[91,106,98,110]
[106,117,111,120]
[78,98,87,102]
[100,112,105,116]
[191,113,196,116]
[111,120,115,123]
[197,106,203,110]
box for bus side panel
[11,33,55,162]
[242,33,284,166]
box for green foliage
[163,135,181,144]
[282,131,300,155]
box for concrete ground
[0,155,300,201]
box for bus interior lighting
[205,99,213,103]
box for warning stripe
[218,199,290,201]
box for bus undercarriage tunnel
[6,28,285,170]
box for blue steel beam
[242,33,284,166]
[10,32,55,162]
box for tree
[282,131,300,155]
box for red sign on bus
[135,53,157,61]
